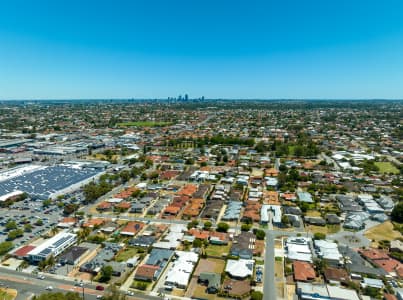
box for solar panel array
[0,165,101,199]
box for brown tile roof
[114,187,139,199]
[384,294,397,300]
[178,184,198,197]
[116,201,131,209]
[121,221,144,236]
[135,265,159,280]
[359,249,390,261]
[97,201,112,210]
[164,206,181,215]
[83,218,105,228]
[188,229,210,240]
[373,258,402,273]
[323,267,349,283]
[293,261,315,282]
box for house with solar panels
[27,231,77,263]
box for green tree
[99,265,113,283]
[5,220,17,231]
[7,229,24,240]
[203,221,212,230]
[251,291,263,300]
[42,199,52,207]
[216,222,229,232]
[313,232,326,240]
[0,241,13,256]
[35,219,44,226]
[281,215,290,227]
[24,223,33,232]
[33,292,82,300]
[255,229,266,240]
[241,224,252,232]
[391,202,403,223]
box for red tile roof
[293,261,315,282]
[359,249,390,261]
[13,245,36,257]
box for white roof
[0,190,24,202]
[327,286,360,300]
[28,231,76,257]
[287,251,313,262]
[225,259,254,278]
[164,251,198,288]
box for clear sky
[1,0,403,99]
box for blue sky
[0,0,403,99]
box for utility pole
[81,280,85,300]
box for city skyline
[1,0,403,99]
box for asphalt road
[264,228,311,300]
[0,267,161,300]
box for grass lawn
[374,162,399,174]
[205,244,231,257]
[305,210,321,217]
[365,221,402,242]
[0,288,17,300]
[327,224,341,234]
[117,121,173,127]
[115,247,138,262]
[306,225,329,235]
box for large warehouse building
[0,162,105,200]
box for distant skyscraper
[184,94,189,101]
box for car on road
[45,286,53,291]
[96,296,104,299]
[95,285,104,291]
[37,275,45,280]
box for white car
[45,286,53,291]
[37,275,45,280]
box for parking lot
[0,198,63,247]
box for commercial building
[0,163,104,200]
[28,231,77,263]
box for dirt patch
[194,258,225,275]
[365,221,402,244]
[222,278,251,298]
[286,284,296,300]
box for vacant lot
[365,221,402,243]
[194,258,225,275]
[374,162,399,174]
[306,224,340,235]
[117,121,173,127]
[205,244,231,257]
